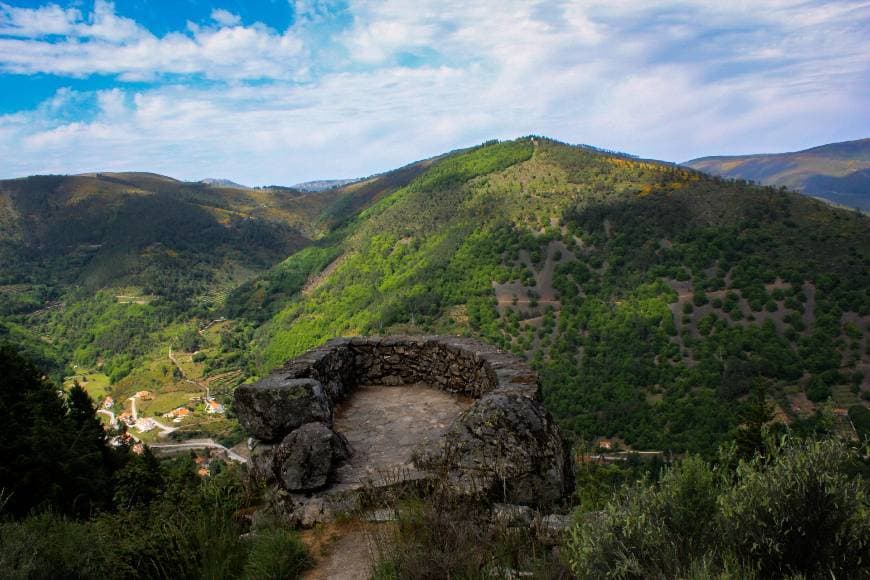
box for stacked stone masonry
[234,336,573,507]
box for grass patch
[64,370,111,400]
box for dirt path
[802,282,816,331]
[303,527,374,580]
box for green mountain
[3,138,868,456]
[228,137,870,455]
[0,164,433,442]
[685,138,870,210]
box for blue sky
[0,0,868,185]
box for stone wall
[234,336,573,507]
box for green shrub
[0,513,122,579]
[566,456,720,578]
[720,439,870,578]
[566,440,870,579]
[806,376,832,402]
[243,528,311,580]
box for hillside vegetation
[228,137,870,455]
[685,137,870,210]
[0,171,392,439]
[2,138,868,456]
[2,137,869,579]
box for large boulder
[417,392,572,506]
[234,377,332,442]
[274,422,352,491]
[249,440,277,484]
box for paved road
[97,409,116,428]
[149,438,248,463]
[128,396,178,434]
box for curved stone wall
[234,336,573,507]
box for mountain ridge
[685,137,870,210]
[225,137,869,455]
[2,136,867,456]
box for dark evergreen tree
[0,346,119,518]
[0,345,69,517]
[735,379,775,460]
[64,383,113,516]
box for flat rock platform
[331,384,473,490]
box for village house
[117,410,134,426]
[206,399,225,414]
[135,417,157,432]
[102,396,114,409]
[163,406,192,423]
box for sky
[0,0,868,185]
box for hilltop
[227,137,870,455]
[292,178,362,192]
[685,138,870,210]
[2,138,868,456]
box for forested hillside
[0,164,438,444]
[2,138,868,456]
[227,137,870,455]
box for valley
[1,137,868,459]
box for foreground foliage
[0,346,310,580]
[566,439,870,579]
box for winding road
[97,409,116,428]
[149,438,248,463]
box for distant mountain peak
[291,178,361,192]
[199,178,249,189]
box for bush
[566,456,720,578]
[565,439,870,579]
[720,439,870,578]
[806,376,832,402]
[243,528,311,580]
[371,494,567,579]
[0,514,122,579]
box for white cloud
[0,0,144,42]
[211,9,241,27]
[0,0,868,181]
[0,1,306,80]
[0,2,80,37]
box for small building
[166,406,192,424]
[118,410,134,425]
[135,418,157,432]
[163,406,192,419]
[102,396,114,409]
[135,390,153,400]
[206,399,225,414]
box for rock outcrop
[234,377,331,441]
[234,336,573,507]
[416,391,572,505]
[274,422,351,491]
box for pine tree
[735,379,775,460]
[0,345,68,517]
[64,383,113,516]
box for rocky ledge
[234,336,573,507]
